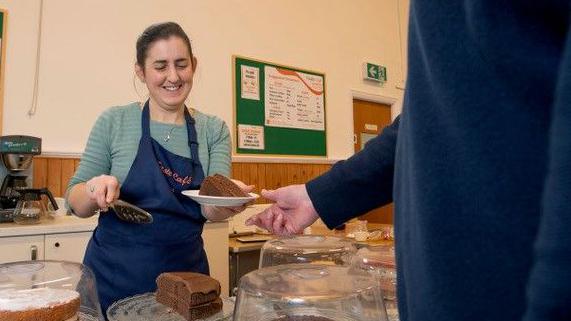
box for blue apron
[83,101,208,314]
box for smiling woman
[64,22,252,314]
[134,24,197,119]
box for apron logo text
[158,161,193,186]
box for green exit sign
[363,62,387,82]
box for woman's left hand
[201,179,254,221]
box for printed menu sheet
[238,124,264,150]
[264,66,325,131]
[240,65,260,100]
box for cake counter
[228,222,394,295]
[229,236,271,253]
[0,216,230,296]
[0,215,228,238]
[229,223,394,253]
[0,214,99,237]
[308,223,394,247]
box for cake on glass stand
[0,260,103,321]
[106,292,234,321]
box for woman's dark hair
[136,22,193,67]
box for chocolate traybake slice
[199,174,248,197]
[178,297,223,321]
[156,272,221,308]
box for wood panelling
[32,158,48,190]
[34,156,393,224]
[32,157,80,197]
[33,157,333,201]
[232,162,331,204]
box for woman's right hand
[85,175,120,211]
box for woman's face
[135,36,197,112]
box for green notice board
[0,10,4,36]
[234,56,326,156]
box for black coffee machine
[0,135,41,222]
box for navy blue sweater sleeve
[306,116,399,229]
[524,16,571,321]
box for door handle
[30,245,38,260]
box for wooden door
[353,99,394,224]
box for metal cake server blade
[110,199,153,224]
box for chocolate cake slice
[199,174,248,197]
[156,272,221,308]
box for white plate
[181,190,259,207]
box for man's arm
[307,115,400,229]
[246,116,399,234]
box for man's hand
[245,184,319,235]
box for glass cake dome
[234,263,388,321]
[0,260,103,321]
[259,235,357,268]
[350,245,398,321]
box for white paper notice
[238,124,265,150]
[264,66,325,131]
[241,65,260,100]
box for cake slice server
[110,199,153,224]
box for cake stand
[106,293,234,321]
[78,311,101,321]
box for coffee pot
[0,135,42,223]
[13,188,58,225]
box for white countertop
[0,214,99,237]
[0,214,229,238]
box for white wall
[0,0,407,160]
